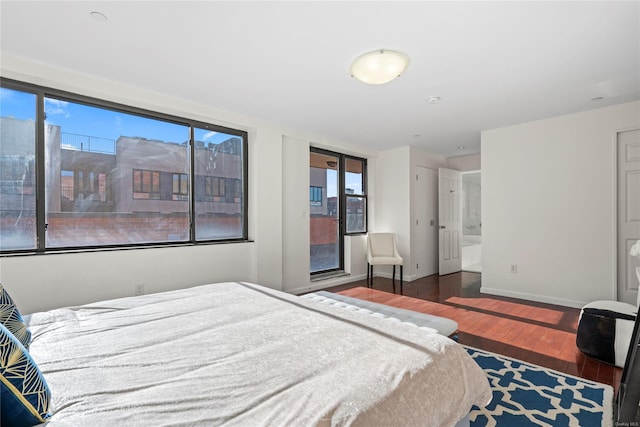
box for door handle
[439,225,446,229]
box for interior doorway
[617,128,640,304]
[462,171,482,273]
[309,149,342,274]
[415,166,438,278]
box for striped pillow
[0,323,51,426]
[0,284,31,348]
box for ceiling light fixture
[427,96,441,104]
[350,49,409,85]
[90,11,108,22]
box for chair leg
[400,265,403,295]
[392,265,396,294]
[367,262,370,288]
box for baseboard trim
[480,286,586,309]
[371,271,418,282]
[290,272,418,296]
[289,273,367,295]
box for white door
[415,167,438,278]
[618,128,640,304]
[439,168,462,275]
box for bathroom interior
[462,171,482,273]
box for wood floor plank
[323,272,622,395]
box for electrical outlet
[134,283,145,296]
[510,264,518,273]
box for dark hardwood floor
[323,272,622,394]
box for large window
[0,79,248,252]
[0,87,37,251]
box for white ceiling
[1,1,638,157]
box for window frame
[342,154,368,236]
[133,169,161,199]
[308,148,368,237]
[0,77,249,254]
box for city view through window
[0,85,247,251]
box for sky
[2,86,360,197]
[0,87,235,147]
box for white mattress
[27,282,491,426]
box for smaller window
[345,196,366,233]
[310,186,323,206]
[203,176,225,198]
[344,156,367,234]
[78,170,85,193]
[133,169,160,200]
[216,177,225,197]
[172,173,188,201]
[61,170,74,201]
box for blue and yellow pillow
[0,284,31,348]
[0,322,51,426]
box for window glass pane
[180,174,188,195]
[346,196,366,233]
[310,186,323,206]
[310,151,340,273]
[345,157,364,195]
[193,127,244,240]
[0,87,37,250]
[44,97,190,247]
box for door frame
[461,169,482,272]
[310,147,344,276]
[438,167,462,275]
[615,126,640,303]
[415,166,438,279]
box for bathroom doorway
[462,171,481,272]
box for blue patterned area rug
[465,346,613,427]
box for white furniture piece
[367,232,404,294]
[576,268,640,368]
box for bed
[5,281,491,426]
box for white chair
[367,233,403,294]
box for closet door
[618,128,640,304]
[439,168,462,275]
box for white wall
[375,147,411,282]
[254,126,285,291]
[1,244,253,314]
[375,146,447,281]
[282,136,311,291]
[482,101,640,308]
[448,154,481,172]
[0,54,373,312]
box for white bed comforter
[27,282,491,426]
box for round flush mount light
[90,11,108,22]
[591,96,604,102]
[350,49,409,85]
